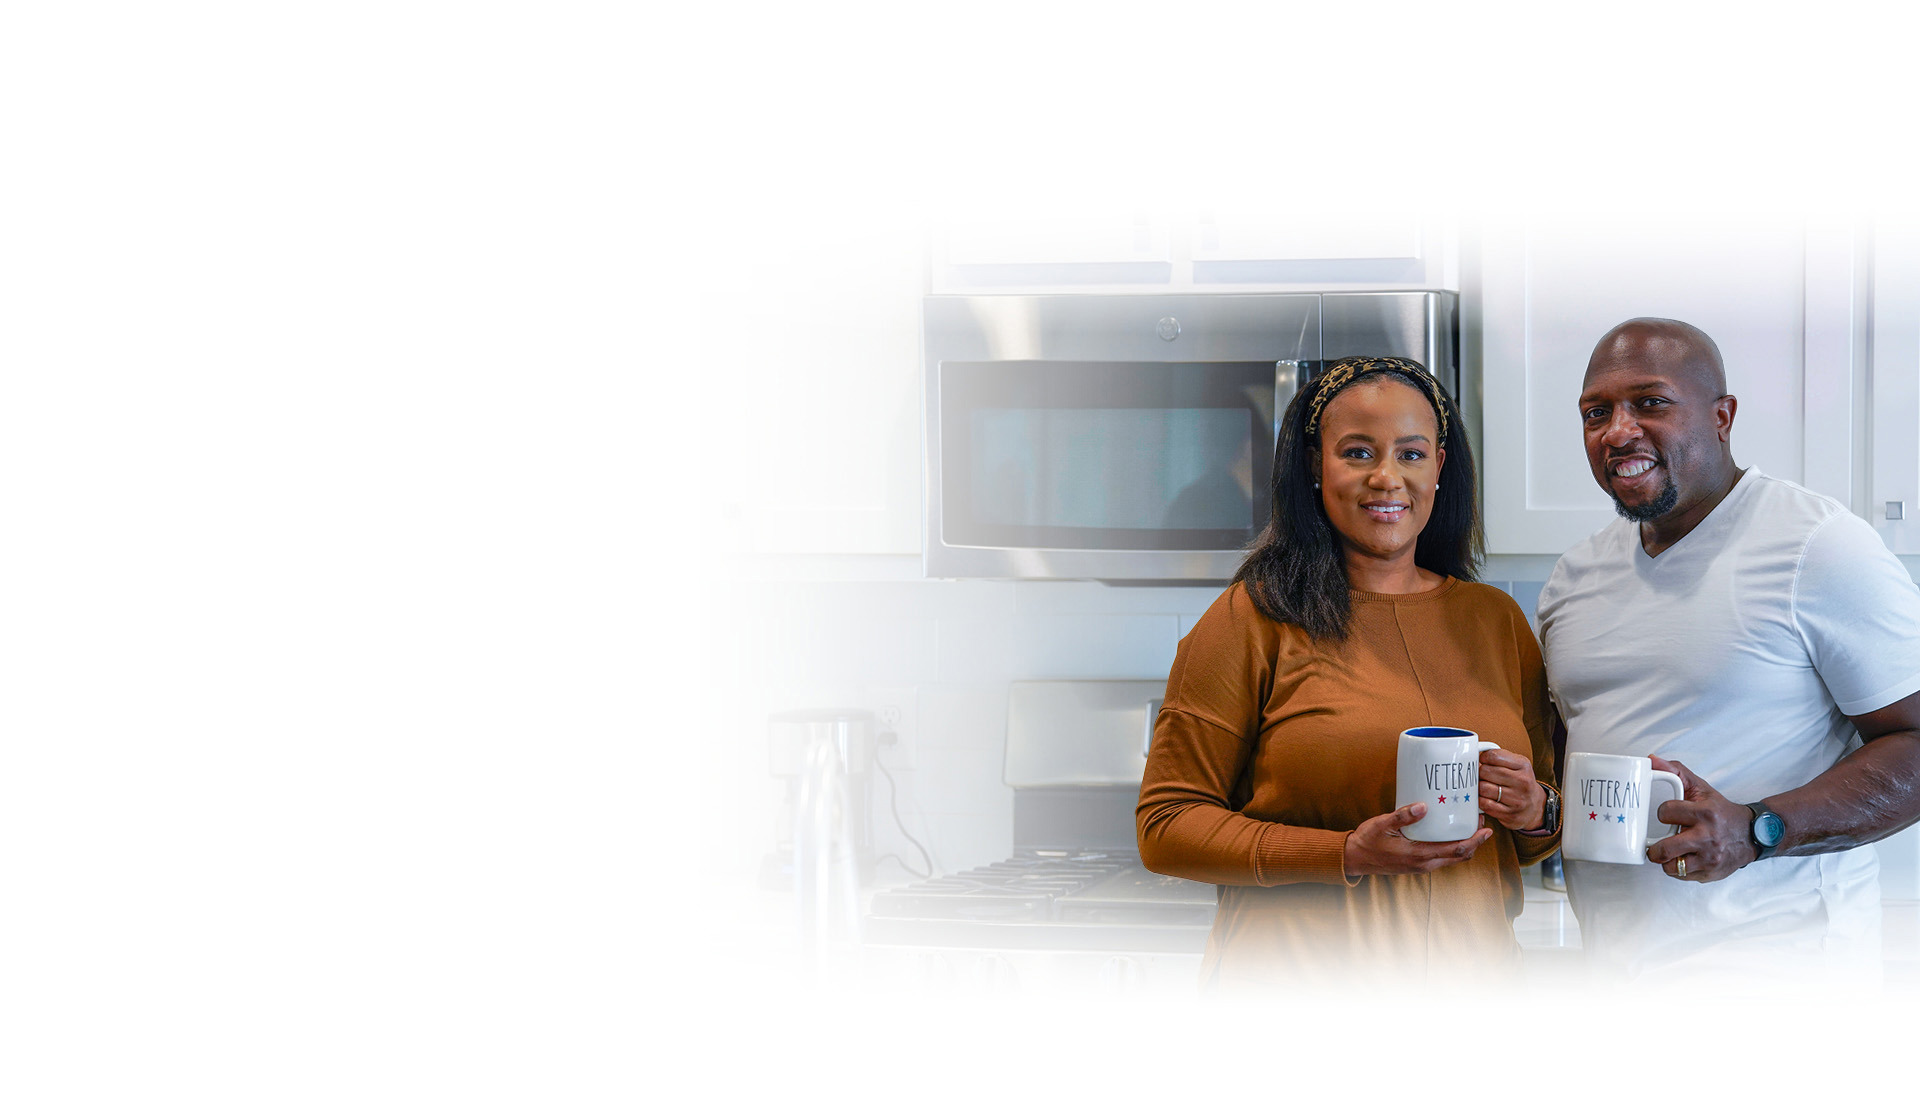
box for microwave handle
[1143,697,1163,758]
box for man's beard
[1612,478,1679,521]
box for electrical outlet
[866,687,918,771]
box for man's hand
[1644,754,1756,883]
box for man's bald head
[1585,317,1727,401]
[1578,317,1740,538]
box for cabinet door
[1191,211,1445,287]
[931,215,1174,291]
[1478,217,1861,554]
[930,213,1458,292]
[1871,223,1920,554]
[703,220,926,555]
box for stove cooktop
[864,849,1217,953]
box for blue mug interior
[1404,726,1477,739]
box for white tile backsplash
[759,612,939,690]
[743,576,1016,623]
[912,747,1013,813]
[916,684,1006,750]
[1013,580,1227,617]
[878,811,1011,877]
[1009,613,1179,679]
[1509,580,1546,632]
[934,617,1016,683]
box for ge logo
[1155,317,1181,341]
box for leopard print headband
[1302,356,1449,447]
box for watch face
[1754,811,1785,848]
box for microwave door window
[971,408,1252,531]
[942,360,1274,552]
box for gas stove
[856,682,1218,994]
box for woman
[1136,356,1559,990]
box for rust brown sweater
[1137,578,1558,990]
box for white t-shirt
[1537,469,1920,985]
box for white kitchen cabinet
[940,214,1173,267]
[1878,824,1919,902]
[931,211,1456,293]
[1190,211,1447,288]
[931,214,1175,292]
[1870,222,1920,554]
[702,219,926,556]
[1476,216,1867,555]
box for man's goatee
[1613,480,1679,521]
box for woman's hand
[1477,747,1545,833]
[1343,803,1493,877]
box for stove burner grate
[869,849,1211,925]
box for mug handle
[1473,743,1503,811]
[1644,771,1686,845]
[1474,743,1506,785]
[1473,742,1502,799]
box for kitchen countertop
[1514,879,1580,951]
[1514,873,1582,985]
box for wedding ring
[1676,858,1688,877]
[1494,785,1502,804]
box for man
[1536,317,1920,985]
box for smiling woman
[1230,357,1483,641]
[1137,356,1563,991]
[1312,377,1447,591]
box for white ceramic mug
[1396,726,1499,841]
[1561,752,1685,864]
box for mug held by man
[1560,752,1683,864]
[1395,727,1499,841]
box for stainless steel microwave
[923,291,1460,580]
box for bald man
[1536,318,1920,987]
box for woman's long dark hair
[1233,360,1483,640]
